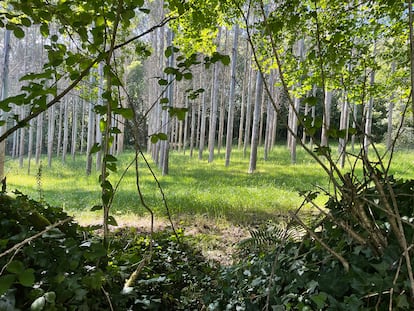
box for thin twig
[0,217,72,259]
[290,212,350,272]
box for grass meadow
[4,144,414,227]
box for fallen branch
[0,217,73,260]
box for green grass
[4,145,414,226]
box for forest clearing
[1,0,414,309]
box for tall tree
[225,24,239,167]
[208,28,222,163]
[0,29,11,180]
[248,70,263,174]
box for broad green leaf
[6,260,24,274]
[13,27,25,39]
[18,268,35,287]
[0,275,15,295]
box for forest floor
[75,212,251,265]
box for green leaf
[44,292,56,303]
[13,27,25,39]
[183,72,193,80]
[18,269,35,287]
[160,97,169,104]
[107,216,118,226]
[104,154,117,162]
[90,143,101,154]
[90,205,103,211]
[30,296,45,311]
[115,107,134,119]
[158,79,168,86]
[310,292,327,309]
[0,274,15,295]
[6,260,24,274]
[20,17,32,27]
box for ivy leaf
[0,275,15,295]
[18,268,35,287]
[6,261,24,274]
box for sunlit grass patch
[5,144,414,226]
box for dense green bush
[0,191,217,310]
[207,178,414,310]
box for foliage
[0,191,218,310]
[207,177,414,311]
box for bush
[207,178,414,311]
[0,191,218,310]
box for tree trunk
[238,41,250,150]
[47,105,56,167]
[339,91,350,168]
[198,87,207,160]
[96,62,104,171]
[321,90,332,147]
[19,107,26,168]
[0,29,11,180]
[56,102,63,157]
[363,69,375,153]
[225,24,239,167]
[243,66,254,158]
[27,119,34,174]
[208,28,222,163]
[35,113,43,165]
[248,71,264,174]
[62,99,69,163]
[71,99,78,160]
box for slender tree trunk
[198,88,207,160]
[80,99,85,154]
[71,100,78,160]
[27,119,34,174]
[19,107,25,168]
[363,69,375,153]
[161,29,174,175]
[386,63,396,151]
[47,105,55,167]
[96,62,104,171]
[62,99,69,163]
[0,30,11,180]
[238,41,250,150]
[56,102,63,157]
[339,92,350,168]
[86,75,95,175]
[321,90,332,147]
[225,25,239,167]
[243,67,254,158]
[208,28,222,163]
[248,71,263,173]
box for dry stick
[290,212,350,272]
[123,85,179,241]
[389,257,403,311]
[305,196,368,246]
[122,152,154,290]
[101,286,115,311]
[0,217,72,260]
